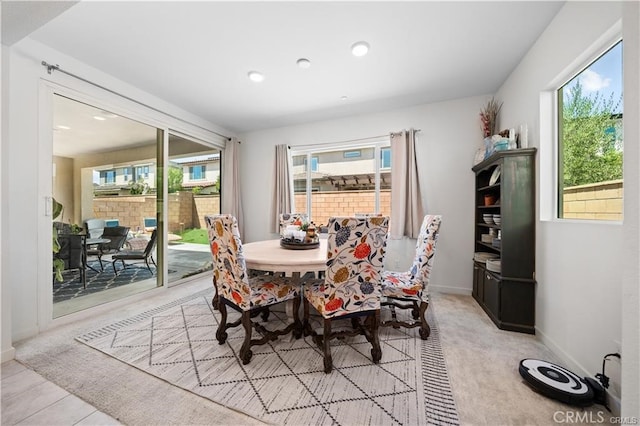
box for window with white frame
[189,164,206,180]
[101,170,115,184]
[381,147,391,169]
[290,139,391,227]
[557,40,623,221]
[136,165,150,179]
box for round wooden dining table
[241,239,328,324]
[242,238,328,277]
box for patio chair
[53,234,87,288]
[143,217,157,233]
[380,215,442,340]
[205,214,301,365]
[53,221,72,235]
[303,216,389,373]
[86,226,130,271]
[84,218,106,239]
[111,229,157,275]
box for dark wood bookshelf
[472,148,537,334]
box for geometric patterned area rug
[77,288,460,425]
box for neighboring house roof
[181,181,216,188]
[174,155,220,166]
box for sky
[564,41,623,114]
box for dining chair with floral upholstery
[380,215,442,339]
[205,214,302,365]
[302,216,389,373]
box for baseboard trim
[1,346,15,363]
[536,327,621,416]
[431,285,472,296]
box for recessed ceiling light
[296,58,311,69]
[341,96,348,101]
[351,41,370,57]
[93,116,106,121]
[248,71,264,82]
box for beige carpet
[76,288,459,425]
[12,278,612,425]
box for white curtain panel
[390,129,424,239]
[221,137,245,238]
[272,144,294,233]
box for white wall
[621,1,640,417]
[239,95,487,294]
[1,42,16,362]
[496,1,630,409]
[4,38,231,342]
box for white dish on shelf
[486,259,501,273]
[489,166,501,186]
[474,252,499,262]
[482,214,494,224]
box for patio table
[86,237,110,272]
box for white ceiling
[5,1,565,134]
[52,95,158,157]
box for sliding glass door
[52,94,160,317]
[166,133,220,285]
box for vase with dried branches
[479,98,503,138]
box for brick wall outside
[193,195,221,229]
[297,189,391,226]
[93,193,220,233]
[93,195,156,233]
[93,190,386,232]
[562,180,623,221]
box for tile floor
[1,360,120,426]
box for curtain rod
[41,61,231,141]
[290,129,421,150]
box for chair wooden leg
[292,295,302,339]
[240,311,253,365]
[418,301,431,340]
[303,298,312,336]
[369,310,382,363]
[216,301,228,344]
[211,277,219,310]
[260,308,270,322]
[322,319,333,374]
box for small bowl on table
[482,214,494,224]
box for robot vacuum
[519,359,596,407]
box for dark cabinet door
[483,271,501,323]
[473,262,485,301]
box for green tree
[214,175,221,193]
[168,166,183,193]
[561,80,623,188]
